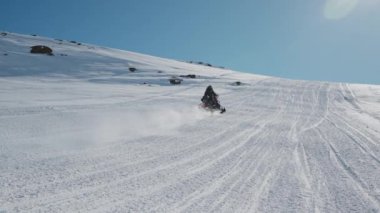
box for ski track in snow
[1,33,380,212]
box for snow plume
[1,105,208,152]
[90,105,208,145]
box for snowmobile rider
[201,85,222,110]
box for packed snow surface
[1,33,380,212]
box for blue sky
[1,0,379,84]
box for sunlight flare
[324,0,358,19]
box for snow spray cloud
[6,104,209,151]
[91,105,208,145]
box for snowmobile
[200,85,226,114]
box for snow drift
[1,32,380,212]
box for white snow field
[1,32,380,212]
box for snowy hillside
[1,32,380,212]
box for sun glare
[323,0,358,20]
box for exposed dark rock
[30,45,53,56]
[31,34,37,36]
[180,74,196,78]
[59,54,68,56]
[77,43,82,45]
[157,70,163,73]
[0,32,7,36]
[3,53,8,56]
[129,67,137,72]
[232,81,242,86]
[188,61,217,68]
[70,41,77,44]
[169,78,182,85]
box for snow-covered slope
[1,32,380,212]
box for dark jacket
[201,85,221,109]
